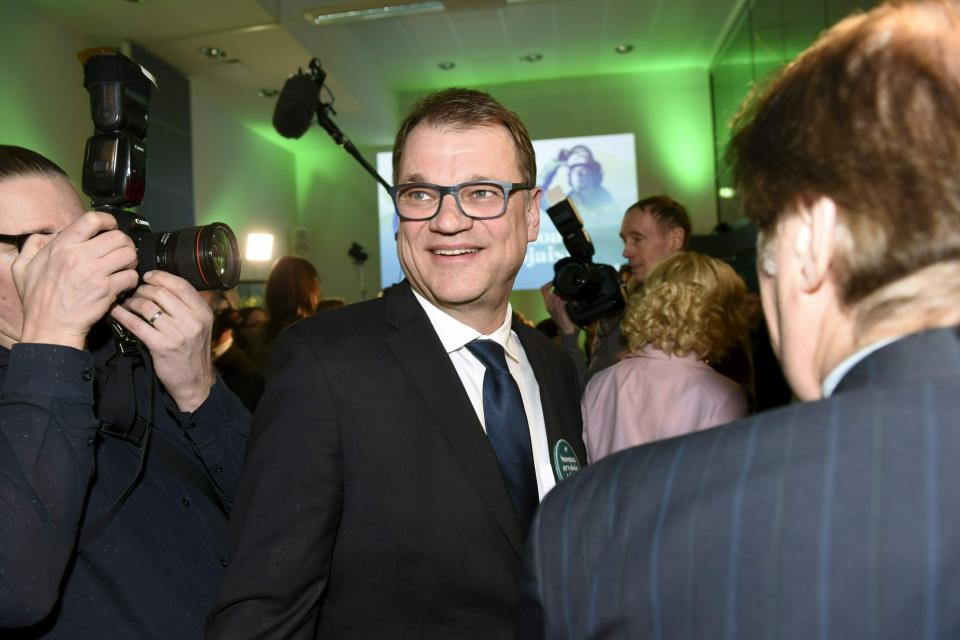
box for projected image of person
[539,145,618,226]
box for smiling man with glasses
[210,88,586,639]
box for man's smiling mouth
[432,248,480,256]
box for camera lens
[137,223,241,291]
[553,257,593,299]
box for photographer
[0,146,249,638]
[541,195,689,390]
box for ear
[525,188,542,242]
[793,196,837,292]
[667,226,685,253]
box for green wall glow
[0,3,95,185]
[710,0,879,223]
[191,82,298,283]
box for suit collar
[833,326,960,395]
[408,287,519,362]
[385,281,525,555]
[513,322,587,478]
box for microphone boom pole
[303,58,391,193]
[316,101,392,193]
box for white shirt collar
[821,334,903,398]
[410,288,519,363]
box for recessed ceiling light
[615,44,634,54]
[437,61,456,70]
[258,88,279,98]
[199,47,228,60]
[718,187,736,199]
[521,53,543,63]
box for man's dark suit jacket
[520,327,960,640]
[208,281,586,639]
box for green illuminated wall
[292,136,383,303]
[710,0,878,224]
[190,81,298,285]
[0,3,94,186]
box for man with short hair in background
[520,2,960,637]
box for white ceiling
[26,0,745,146]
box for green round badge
[552,439,581,480]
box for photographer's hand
[14,212,138,350]
[110,271,216,413]
[540,281,578,335]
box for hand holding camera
[543,189,624,327]
[14,211,138,350]
[110,270,216,412]
[539,281,578,335]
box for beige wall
[0,3,95,186]
[190,81,299,286]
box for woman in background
[582,251,749,462]
[251,256,321,370]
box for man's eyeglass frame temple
[388,180,534,221]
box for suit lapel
[385,283,524,555]
[514,323,588,479]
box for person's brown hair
[392,88,536,186]
[264,256,320,339]
[728,0,960,308]
[628,195,692,247]
[621,251,746,363]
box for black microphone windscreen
[273,73,319,139]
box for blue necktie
[466,339,539,531]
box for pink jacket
[582,346,748,462]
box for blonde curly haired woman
[582,251,749,462]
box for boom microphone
[272,71,319,139]
[272,59,393,193]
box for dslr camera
[546,190,624,327]
[80,49,240,291]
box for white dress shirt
[411,290,556,500]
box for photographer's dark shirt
[0,337,250,639]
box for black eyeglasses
[389,180,533,221]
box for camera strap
[97,321,150,444]
[80,321,228,550]
[79,322,154,551]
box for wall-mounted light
[437,61,456,70]
[520,53,543,63]
[258,88,279,98]
[718,187,736,199]
[615,44,634,54]
[246,233,274,261]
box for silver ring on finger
[148,309,164,326]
